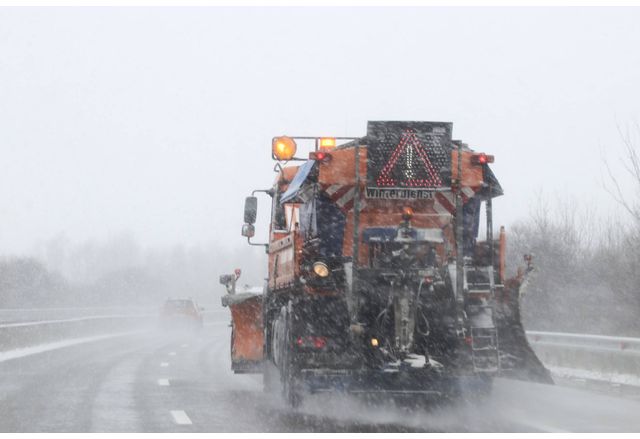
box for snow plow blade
[221,292,264,373]
[495,278,553,384]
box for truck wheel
[263,321,275,393]
[281,303,302,408]
[284,369,302,408]
[282,349,302,408]
[263,360,278,393]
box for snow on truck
[221,121,552,407]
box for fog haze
[2,7,640,433]
[0,6,639,265]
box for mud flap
[222,293,264,373]
[495,280,554,384]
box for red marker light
[296,335,327,349]
[465,336,473,346]
[471,153,494,165]
[309,151,332,162]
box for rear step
[466,265,501,374]
[470,327,500,372]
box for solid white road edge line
[0,315,152,329]
[157,379,170,386]
[170,410,192,425]
[0,331,144,363]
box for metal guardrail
[0,308,227,353]
[0,313,157,352]
[526,330,640,383]
[526,331,640,353]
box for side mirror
[244,196,257,224]
[241,223,255,238]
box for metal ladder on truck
[465,264,501,373]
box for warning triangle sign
[375,129,443,187]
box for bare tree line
[510,127,640,336]
[0,236,267,309]
[604,124,640,223]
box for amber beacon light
[272,136,297,161]
[401,206,414,221]
[319,137,336,150]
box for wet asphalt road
[1,313,640,432]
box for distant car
[160,298,204,331]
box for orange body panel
[229,296,264,362]
[451,150,484,188]
[317,147,367,187]
[317,145,455,261]
[268,143,487,287]
[268,233,297,290]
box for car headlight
[312,261,330,278]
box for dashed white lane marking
[160,362,169,367]
[169,352,176,356]
[170,410,192,425]
[181,344,188,348]
[157,379,170,386]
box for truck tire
[263,359,278,393]
[281,302,302,408]
[263,312,281,394]
[284,371,302,408]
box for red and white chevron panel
[322,183,368,212]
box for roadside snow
[550,366,640,387]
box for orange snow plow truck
[221,121,552,407]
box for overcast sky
[0,6,639,255]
